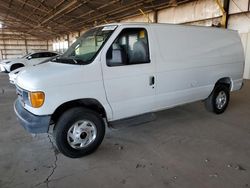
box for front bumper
[14,99,51,133]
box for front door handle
[149,76,155,86]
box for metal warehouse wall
[53,0,249,45]
[0,29,53,60]
[51,0,250,79]
[120,0,250,79]
[51,0,225,50]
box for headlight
[28,91,45,108]
[16,86,45,108]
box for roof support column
[67,34,70,48]
[153,10,158,23]
[223,0,230,28]
[1,29,6,59]
[215,0,230,28]
[24,38,28,54]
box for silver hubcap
[67,120,97,149]
[216,91,227,110]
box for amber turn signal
[29,91,45,108]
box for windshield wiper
[73,58,86,64]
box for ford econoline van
[14,23,244,158]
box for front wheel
[53,107,105,158]
[205,84,230,114]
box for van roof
[100,22,236,32]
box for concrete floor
[0,73,249,188]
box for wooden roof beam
[39,0,79,25]
[34,0,50,11]
[0,4,39,25]
[63,0,120,25]
[52,1,90,22]
[68,1,145,28]
[15,0,49,13]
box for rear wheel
[53,107,105,158]
[205,84,230,114]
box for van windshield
[53,25,117,65]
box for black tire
[205,84,230,114]
[53,107,105,158]
[10,64,24,71]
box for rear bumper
[232,79,244,91]
[14,99,51,133]
[240,82,244,90]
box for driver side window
[106,28,150,66]
[30,53,40,59]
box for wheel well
[51,99,107,124]
[215,77,232,90]
[10,63,24,71]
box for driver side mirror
[27,56,32,60]
[106,44,127,66]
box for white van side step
[108,113,156,129]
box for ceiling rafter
[63,0,120,25]
[39,0,79,25]
[68,0,146,28]
[0,0,195,39]
[15,0,48,13]
[19,0,28,10]
[34,0,50,11]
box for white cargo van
[14,23,244,158]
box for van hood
[16,62,83,90]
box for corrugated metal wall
[0,29,52,60]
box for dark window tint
[30,53,40,58]
[41,52,53,58]
[30,52,57,58]
[106,28,150,66]
[49,52,58,57]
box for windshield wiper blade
[72,59,78,64]
[74,58,87,64]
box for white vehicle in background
[9,67,24,84]
[8,54,61,85]
[14,23,244,158]
[0,51,60,73]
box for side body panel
[150,24,244,111]
[16,61,113,120]
[15,23,245,122]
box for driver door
[101,27,156,121]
